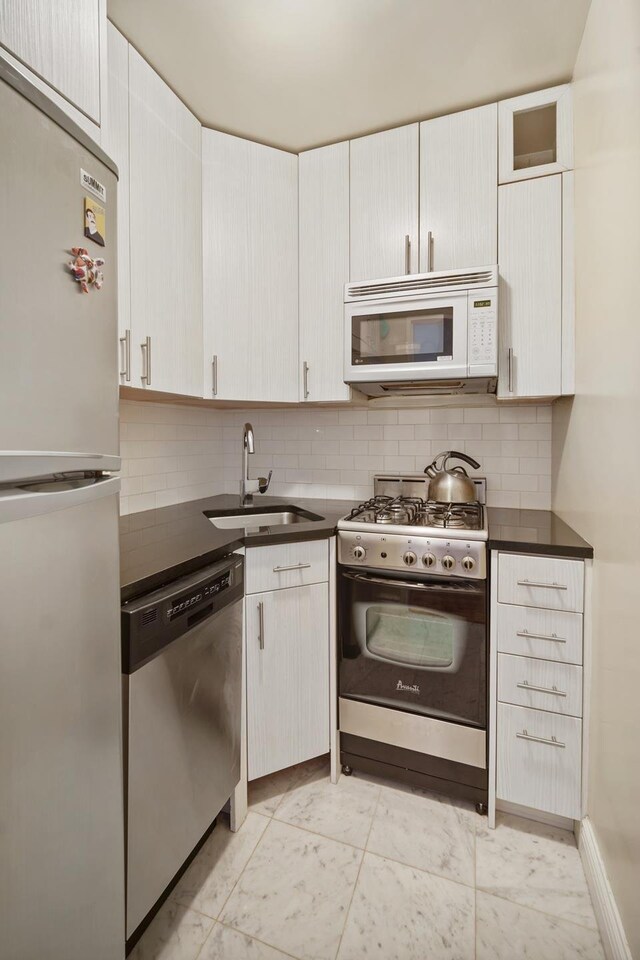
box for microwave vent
[345,266,498,302]
[352,378,498,397]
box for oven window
[352,307,453,365]
[366,605,454,667]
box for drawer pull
[273,563,312,573]
[516,729,565,748]
[516,680,567,697]
[516,629,566,643]
[517,579,568,590]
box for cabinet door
[202,130,298,402]
[350,124,419,281]
[104,24,132,384]
[0,0,102,122]
[246,583,329,780]
[498,176,562,398]
[129,48,202,397]
[420,104,497,272]
[299,142,350,402]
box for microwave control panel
[468,290,497,371]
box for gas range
[337,474,488,579]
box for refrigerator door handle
[0,475,121,524]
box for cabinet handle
[508,347,514,393]
[212,355,218,396]
[257,601,264,650]
[426,230,433,272]
[303,361,309,399]
[517,579,568,590]
[516,729,565,748]
[141,336,151,385]
[404,235,411,275]
[119,329,131,382]
[516,629,566,644]
[272,563,311,573]
[516,680,567,697]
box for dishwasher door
[123,557,243,938]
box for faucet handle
[258,470,273,494]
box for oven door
[344,293,469,384]
[339,568,486,728]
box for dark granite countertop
[120,495,593,601]
[120,493,358,602]
[487,507,593,559]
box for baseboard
[578,817,632,960]
[496,798,574,831]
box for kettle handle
[444,450,481,471]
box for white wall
[552,0,640,953]
[119,400,552,514]
[119,400,225,514]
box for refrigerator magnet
[84,196,105,247]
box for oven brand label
[396,680,420,694]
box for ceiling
[108,0,591,153]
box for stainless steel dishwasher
[121,555,243,941]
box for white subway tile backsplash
[118,400,553,514]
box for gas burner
[426,501,483,530]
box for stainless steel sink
[206,506,323,532]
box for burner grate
[346,494,484,531]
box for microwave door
[344,293,468,384]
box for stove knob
[441,555,456,571]
[403,551,417,567]
[462,556,476,572]
[353,545,366,561]
[422,553,436,568]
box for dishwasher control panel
[122,556,243,674]
[168,570,231,620]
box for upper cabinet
[499,85,573,184]
[299,142,351,403]
[419,104,497,272]
[350,124,419,281]
[0,0,104,131]
[498,175,564,398]
[104,23,131,384]
[202,130,298,402]
[128,48,203,397]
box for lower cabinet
[245,579,330,781]
[491,550,587,823]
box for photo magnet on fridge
[84,196,105,247]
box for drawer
[246,539,329,594]
[497,702,582,820]
[498,553,584,612]
[498,653,583,716]
[497,603,583,664]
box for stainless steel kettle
[424,450,481,503]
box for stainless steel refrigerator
[0,58,125,959]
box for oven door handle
[341,570,484,594]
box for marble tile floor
[130,756,604,960]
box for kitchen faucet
[240,422,272,505]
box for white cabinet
[498,175,563,398]
[246,581,330,781]
[202,130,298,402]
[419,104,497,272]
[246,539,329,594]
[299,142,350,402]
[497,703,582,820]
[350,123,419,281]
[0,0,104,127]
[128,48,202,397]
[499,85,573,184]
[490,550,588,825]
[104,23,131,384]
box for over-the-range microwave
[344,266,498,397]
